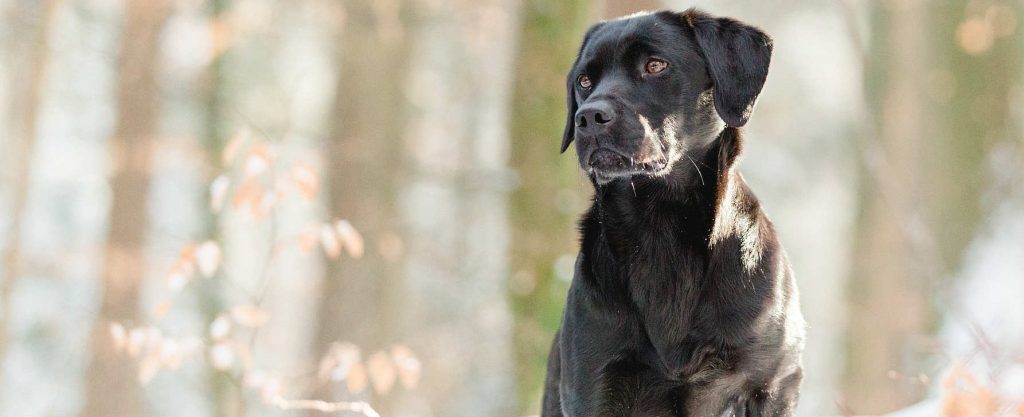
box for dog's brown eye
[578,74,592,89]
[645,59,668,74]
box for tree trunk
[508,0,592,413]
[80,1,169,415]
[396,0,521,415]
[0,0,60,394]
[196,0,242,414]
[925,0,1022,277]
[844,2,1022,414]
[843,1,931,413]
[312,0,412,412]
[194,0,244,413]
[844,1,931,412]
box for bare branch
[270,396,381,417]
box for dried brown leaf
[138,352,161,384]
[176,244,197,266]
[252,190,276,219]
[210,175,231,212]
[346,361,368,393]
[334,219,364,258]
[244,145,273,177]
[290,164,320,200]
[943,387,999,417]
[367,351,396,394]
[321,342,361,382]
[318,352,339,382]
[298,224,319,254]
[127,327,147,357]
[320,224,341,259]
[195,241,222,278]
[167,245,197,292]
[222,129,249,166]
[941,361,1000,417]
[109,323,127,353]
[230,305,269,327]
[391,344,421,389]
[232,178,262,210]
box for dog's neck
[587,127,743,262]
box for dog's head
[561,9,772,184]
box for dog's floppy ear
[561,24,602,153]
[560,69,579,153]
[684,8,772,127]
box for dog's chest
[565,197,767,406]
[576,231,705,336]
[624,225,710,313]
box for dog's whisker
[686,154,705,186]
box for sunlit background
[1,0,1023,416]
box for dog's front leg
[540,330,563,417]
[632,281,701,379]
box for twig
[270,396,381,417]
[833,0,944,284]
[246,160,282,351]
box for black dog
[541,9,805,417]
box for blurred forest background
[2,0,1024,416]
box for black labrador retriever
[541,8,805,417]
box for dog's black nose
[575,101,615,134]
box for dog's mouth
[587,148,668,184]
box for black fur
[542,9,804,417]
